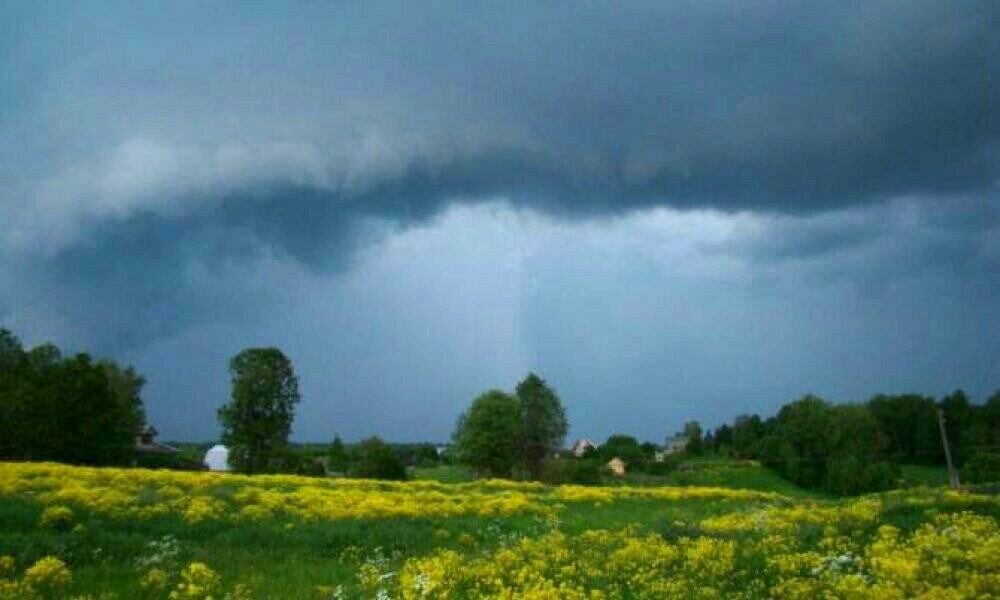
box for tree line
[0,329,145,464]
[3,325,997,494]
[704,391,1000,495]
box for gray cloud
[1,2,997,440]
[4,2,997,246]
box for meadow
[1,462,998,599]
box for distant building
[134,425,178,455]
[570,438,598,458]
[606,457,626,476]
[204,444,231,471]
[653,450,667,463]
[665,434,689,455]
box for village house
[570,438,598,457]
[134,424,178,455]
[606,457,626,476]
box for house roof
[135,440,178,454]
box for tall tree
[30,354,135,464]
[0,329,27,458]
[218,347,301,474]
[328,434,350,473]
[759,395,833,488]
[683,421,704,456]
[453,390,523,478]
[731,414,766,458]
[516,373,568,479]
[867,394,941,464]
[99,359,147,441]
[712,424,733,454]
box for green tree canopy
[349,436,408,480]
[731,414,766,458]
[328,434,350,474]
[867,394,941,464]
[516,373,568,479]
[600,434,645,467]
[99,359,147,447]
[0,328,144,465]
[683,421,704,456]
[218,347,301,474]
[453,390,523,478]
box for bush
[963,452,1000,484]
[541,458,601,485]
[349,436,408,481]
[643,456,681,476]
[133,452,205,471]
[824,456,898,496]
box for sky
[1,1,997,443]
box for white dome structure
[204,444,231,472]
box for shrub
[541,458,601,485]
[644,456,680,476]
[824,456,898,496]
[962,452,1000,484]
[349,436,408,481]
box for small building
[665,434,689,455]
[606,457,626,476]
[570,438,598,458]
[653,450,667,463]
[134,424,178,455]
[204,444,231,472]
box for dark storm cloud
[1,2,997,440]
[4,1,998,226]
[2,0,996,290]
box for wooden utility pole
[937,408,960,490]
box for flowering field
[1,462,998,599]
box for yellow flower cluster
[552,484,779,505]
[0,556,71,600]
[381,529,749,599]
[3,462,997,598]
[769,512,1000,599]
[375,509,1000,599]
[0,462,781,525]
[0,462,551,522]
[699,496,882,535]
[168,562,220,600]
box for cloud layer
[1,2,997,440]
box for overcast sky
[2,1,997,442]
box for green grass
[899,464,949,487]
[0,458,977,599]
[621,459,824,499]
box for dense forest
[705,391,1000,494]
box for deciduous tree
[453,390,522,478]
[218,347,301,474]
[516,373,568,479]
